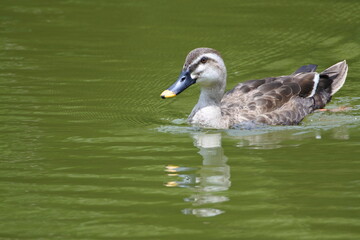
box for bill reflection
[165,132,230,217]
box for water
[1,0,360,239]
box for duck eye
[200,57,207,64]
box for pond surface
[1,0,360,239]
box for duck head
[161,48,227,99]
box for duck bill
[161,71,196,99]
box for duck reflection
[163,120,352,217]
[165,132,230,217]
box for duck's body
[161,48,348,129]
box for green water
[1,0,360,239]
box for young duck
[160,48,348,129]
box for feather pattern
[221,74,319,125]
[221,63,346,126]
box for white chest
[190,106,228,129]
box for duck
[160,48,348,129]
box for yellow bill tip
[160,90,176,99]
[164,181,178,187]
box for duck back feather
[293,64,318,74]
[221,60,348,126]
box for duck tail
[311,60,348,110]
[320,60,348,96]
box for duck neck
[197,85,224,108]
[188,80,227,129]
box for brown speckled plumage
[221,61,347,126]
[222,74,320,125]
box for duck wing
[221,61,348,126]
[293,64,318,74]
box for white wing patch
[308,73,319,98]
